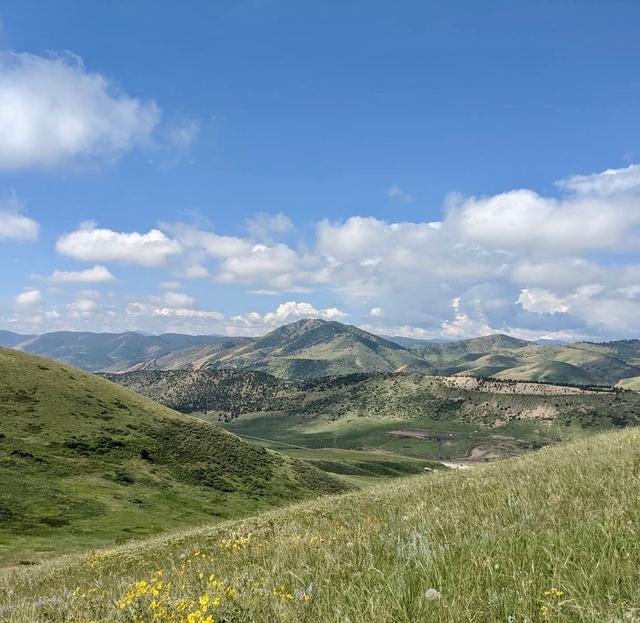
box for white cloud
[0,196,39,241]
[517,289,570,315]
[447,189,640,253]
[152,307,224,320]
[510,259,603,290]
[50,265,115,283]
[56,225,182,267]
[15,289,41,307]
[216,243,310,289]
[228,301,348,333]
[448,163,640,256]
[440,297,494,338]
[262,301,347,325]
[7,161,640,340]
[166,223,251,258]
[162,291,194,307]
[0,52,160,169]
[67,298,99,315]
[557,163,640,196]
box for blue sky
[1,1,640,340]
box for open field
[2,428,639,622]
[220,412,571,462]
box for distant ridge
[0,330,34,348]
[4,331,245,372]
[3,321,640,385]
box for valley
[106,367,640,463]
[3,321,640,620]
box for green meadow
[2,428,639,622]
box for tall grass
[2,428,640,622]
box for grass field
[2,428,639,622]
[219,410,593,462]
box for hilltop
[0,349,349,565]
[145,319,435,379]
[3,428,639,622]
[6,321,640,385]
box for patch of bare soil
[388,429,433,439]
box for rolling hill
[0,348,349,565]
[5,321,640,385]
[147,319,436,379]
[3,427,640,622]
[412,334,640,385]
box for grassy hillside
[493,360,595,385]
[107,369,640,462]
[0,349,350,566]
[3,428,640,622]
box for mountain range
[3,319,640,386]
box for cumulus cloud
[183,265,209,279]
[0,196,39,241]
[56,224,182,267]
[162,291,194,307]
[67,298,99,316]
[165,223,251,258]
[447,189,640,253]
[218,244,300,285]
[263,301,347,325]
[0,52,160,169]
[50,265,115,283]
[15,289,41,307]
[510,259,604,290]
[227,301,347,334]
[152,307,224,320]
[8,162,640,340]
[557,163,640,196]
[517,289,571,315]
